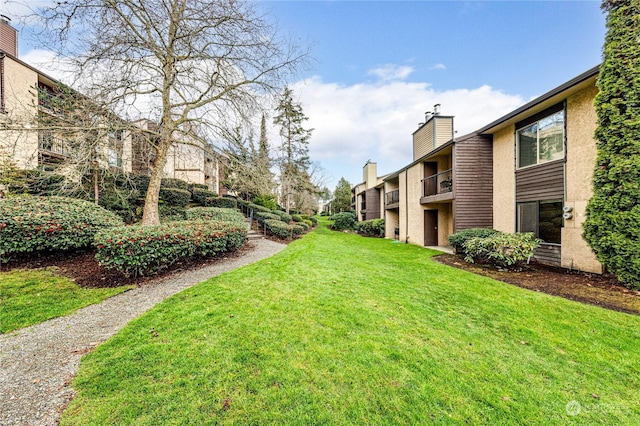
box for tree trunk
[141,132,172,226]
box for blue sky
[3,0,606,191]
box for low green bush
[297,222,309,231]
[95,220,247,277]
[448,228,502,254]
[186,207,245,225]
[291,214,304,223]
[0,196,123,261]
[159,205,187,221]
[159,187,191,207]
[161,178,190,191]
[191,188,218,205]
[254,211,282,223]
[189,183,209,192]
[264,219,304,239]
[330,212,357,231]
[463,232,542,268]
[207,197,237,209]
[246,202,272,214]
[271,210,292,223]
[308,216,318,226]
[357,218,385,237]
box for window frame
[516,199,563,245]
[516,108,566,170]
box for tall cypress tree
[583,0,640,287]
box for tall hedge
[583,0,640,288]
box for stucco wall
[562,85,602,273]
[405,163,424,245]
[397,171,408,241]
[1,57,39,169]
[492,126,516,232]
[385,209,400,239]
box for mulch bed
[434,253,640,316]
[2,243,255,289]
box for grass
[61,223,640,424]
[0,268,132,334]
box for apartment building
[0,17,132,174]
[357,66,603,273]
[350,161,386,221]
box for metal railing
[421,169,453,197]
[38,133,71,156]
[385,189,400,205]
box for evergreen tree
[332,177,353,213]
[273,87,314,213]
[583,0,640,287]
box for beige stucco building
[479,66,602,273]
[0,17,132,175]
[356,66,603,274]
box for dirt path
[0,239,286,426]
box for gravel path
[0,239,286,426]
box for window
[108,148,122,168]
[517,200,563,244]
[517,111,564,168]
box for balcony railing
[38,133,71,156]
[421,169,453,197]
[37,87,75,117]
[385,189,400,205]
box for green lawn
[0,269,132,334]
[62,223,640,424]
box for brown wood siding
[365,188,381,220]
[535,244,561,266]
[515,160,564,202]
[453,134,493,232]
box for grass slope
[0,269,131,334]
[62,225,640,424]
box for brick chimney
[0,15,18,57]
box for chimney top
[0,14,18,57]
[433,104,441,115]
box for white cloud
[367,64,414,82]
[291,74,525,188]
[430,63,447,70]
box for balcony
[385,189,399,209]
[420,169,454,204]
[38,132,71,157]
[38,88,69,115]
[360,201,366,211]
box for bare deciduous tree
[32,0,306,224]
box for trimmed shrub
[0,196,123,261]
[308,216,318,226]
[189,183,209,192]
[463,232,542,268]
[207,197,237,209]
[159,205,187,221]
[448,228,502,254]
[159,187,191,207]
[254,211,281,223]
[330,211,357,231]
[297,222,309,231]
[95,220,247,277]
[357,218,385,237]
[264,219,304,239]
[160,178,190,191]
[291,214,304,223]
[246,202,272,214]
[186,207,245,225]
[191,188,218,205]
[271,210,292,223]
